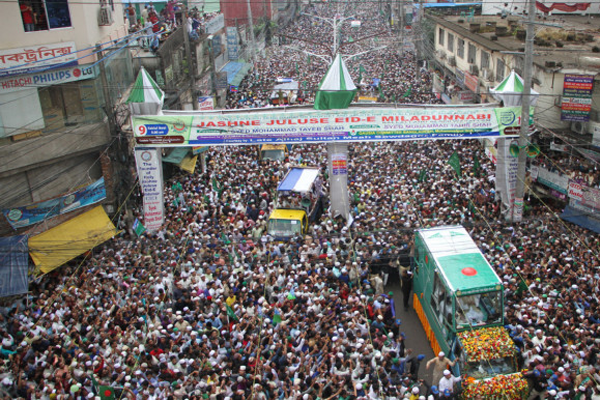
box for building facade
[0,1,134,235]
[428,14,600,134]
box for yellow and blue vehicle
[267,167,323,241]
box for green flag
[99,386,115,400]
[132,218,146,237]
[473,153,480,176]
[226,304,239,322]
[307,54,311,64]
[91,374,99,389]
[272,313,282,326]
[448,151,462,178]
[295,62,299,75]
[418,169,427,183]
[402,86,412,98]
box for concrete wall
[0,2,128,63]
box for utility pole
[399,0,404,54]
[415,0,424,79]
[301,12,355,56]
[207,35,219,107]
[182,5,198,110]
[246,0,257,63]
[512,0,536,223]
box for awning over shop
[163,147,190,164]
[222,61,253,87]
[178,154,198,174]
[0,235,29,297]
[29,206,117,274]
[561,205,600,234]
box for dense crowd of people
[0,2,599,400]
[226,3,440,110]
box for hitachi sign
[0,66,97,93]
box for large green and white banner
[133,106,526,147]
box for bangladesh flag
[132,218,146,237]
[99,386,115,400]
[402,86,412,98]
[313,54,357,110]
[448,151,462,178]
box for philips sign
[0,65,98,94]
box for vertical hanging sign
[327,144,350,220]
[331,153,348,175]
[134,148,165,232]
[561,74,594,121]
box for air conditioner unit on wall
[571,121,588,135]
[469,64,479,75]
[98,6,113,26]
[448,56,456,66]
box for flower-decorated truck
[412,225,528,399]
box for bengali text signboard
[561,74,594,121]
[133,106,525,147]
[0,42,77,77]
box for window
[468,43,477,64]
[457,39,465,59]
[19,0,72,32]
[447,33,454,53]
[496,58,505,82]
[39,84,85,131]
[438,28,445,46]
[480,51,490,70]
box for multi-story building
[0,1,134,235]
[427,13,600,136]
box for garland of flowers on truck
[458,327,528,399]
[462,373,529,399]
[457,327,515,362]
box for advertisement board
[133,106,525,147]
[3,178,106,229]
[561,74,594,121]
[227,27,239,61]
[0,65,98,94]
[0,42,77,77]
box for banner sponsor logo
[134,148,164,232]
[133,106,525,146]
[3,178,106,229]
